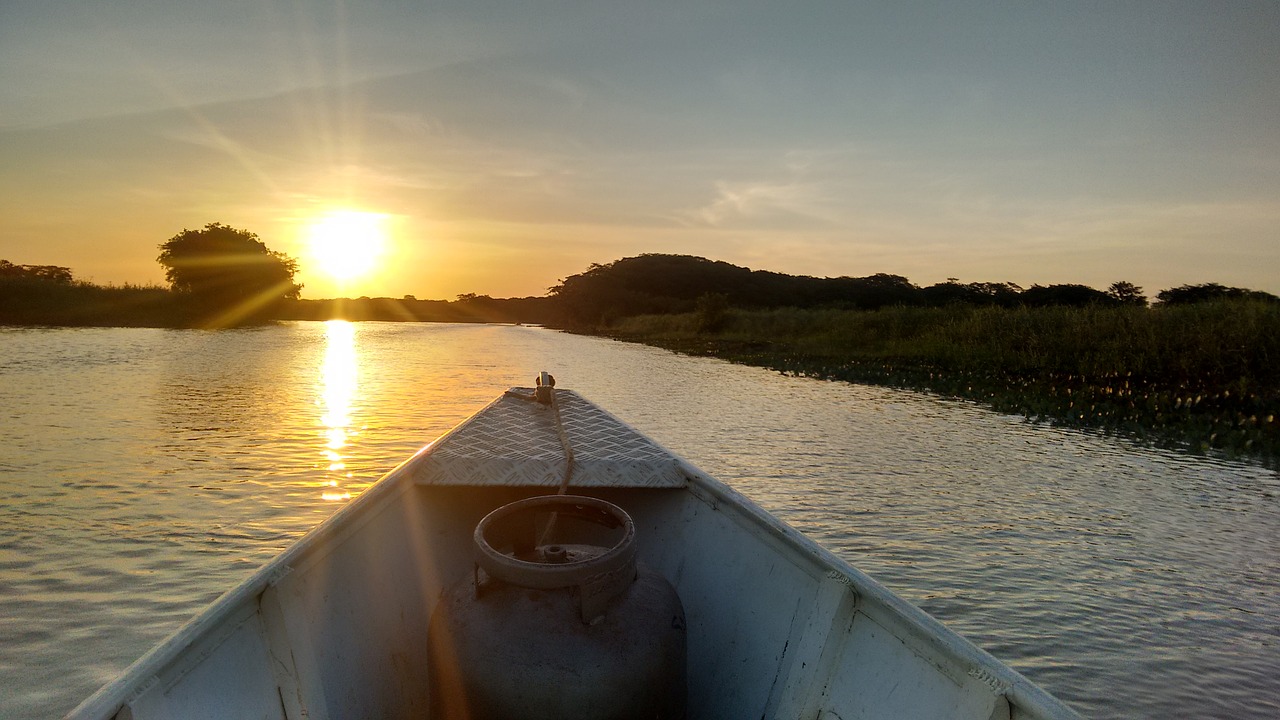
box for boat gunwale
[535,389,1085,717]
[674,460,1082,719]
[63,444,435,720]
[576,391,1082,720]
[66,391,519,719]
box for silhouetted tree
[1106,281,1147,306]
[550,255,745,324]
[549,254,928,325]
[157,223,301,321]
[1156,283,1279,305]
[827,273,920,309]
[920,280,971,306]
[1020,284,1113,307]
[921,280,1022,307]
[549,254,1277,323]
[0,260,74,284]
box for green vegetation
[0,273,178,326]
[0,266,552,327]
[157,223,302,326]
[6,244,1278,462]
[1,260,179,326]
[604,301,1280,464]
[279,294,556,324]
[2,224,305,327]
[549,254,1279,463]
[1,235,554,327]
[545,254,1179,326]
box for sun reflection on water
[319,320,357,500]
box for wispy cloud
[688,176,838,229]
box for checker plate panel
[411,388,687,488]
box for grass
[0,277,293,328]
[605,301,1280,464]
[0,277,186,327]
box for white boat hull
[69,389,1081,720]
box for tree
[1020,284,1113,307]
[0,260,74,284]
[1106,281,1147,307]
[157,223,301,318]
[1156,283,1278,305]
[921,280,1022,307]
[547,254,924,325]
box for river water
[1,322,1276,719]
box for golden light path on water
[319,320,357,501]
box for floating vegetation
[604,301,1280,466]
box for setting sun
[304,210,389,284]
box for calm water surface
[1,322,1276,719]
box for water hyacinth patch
[603,301,1280,466]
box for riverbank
[0,279,187,327]
[600,300,1280,465]
[7,271,1276,464]
[0,278,558,328]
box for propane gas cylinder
[427,495,686,719]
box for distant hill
[546,253,1279,327]
[548,254,924,325]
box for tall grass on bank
[0,277,183,327]
[608,301,1280,463]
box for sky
[2,1,1278,300]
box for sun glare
[304,210,389,284]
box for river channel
[1,321,1276,718]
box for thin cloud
[690,180,834,228]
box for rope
[503,378,574,492]
[506,377,576,547]
[548,389,575,495]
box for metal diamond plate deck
[410,388,688,488]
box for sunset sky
[2,1,1277,300]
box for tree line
[1,223,557,326]
[1,223,305,327]
[549,253,1278,327]
[1,260,75,284]
[3,225,1276,328]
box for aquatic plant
[606,301,1280,464]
